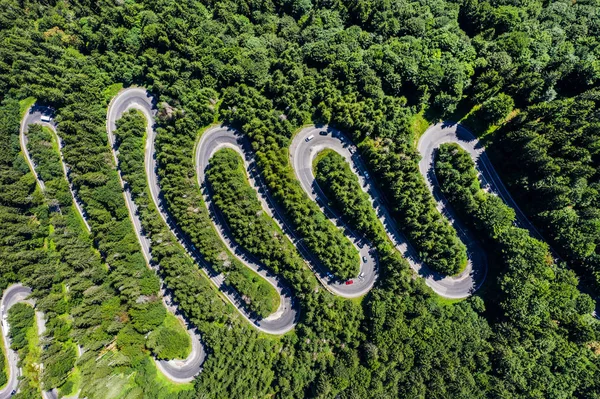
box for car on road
[362,256,368,263]
[305,135,314,142]
[358,272,365,279]
[364,172,370,179]
[40,115,51,123]
[326,272,333,279]
[345,280,353,285]
[319,130,327,136]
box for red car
[345,280,354,285]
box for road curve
[20,106,91,233]
[107,88,206,382]
[290,128,378,297]
[195,127,299,332]
[419,122,547,243]
[107,88,298,335]
[0,285,32,399]
[0,285,51,399]
[292,125,487,298]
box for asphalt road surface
[290,128,378,297]
[195,126,299,333]
[20,106,91,233]
[0,285,32,399]
[292,125,487,298]
[108,88,299,336]
[0,285,50,399]
[107,88,206,381]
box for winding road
[20,106,91,233]
[112,90,299,333]
[292,125,487,298]
[198,127,377,299]
[15,87,558,390]
[419,122,547,243]
[107,88,299,336]
[195,126,299,332]
[106,89,206,381]
[0,285,47,399]
[20,99,206,385]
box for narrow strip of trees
[206,148,315,292]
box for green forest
[0,0,599,398]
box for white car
[305,135,314,142]
[40,115,52,123]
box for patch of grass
[153,366,194,393]
[22,310,42,395]
[349,296,364,307]
[0,325,7,390]
[19,97,36,118]
[453,258,468,276]
[47,224,56,251]
[104,83,123,103]
[458,105,520,144]
[411,111,431,146]
[434,295,466,306]
[147,312,192,360]
[58,358,81,397]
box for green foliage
[0,339,6,388]
[435,142,600,397]
[360,134,468,275]
[146,314,191,361]
[1,0,600,398]
[6,302,39,398]
[129,300,167,334]
[41,342,77,390]
[314,150,386,243]
[25,125,63,182]
[206,147,316,295]
[221,85,361,280]
[481,93,514,124]
[113,108,279,318]
[7,302,35,352]
[491,91,600,292]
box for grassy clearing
[411,111,431,146]
[152,363,194,393]
[457,104,520,144]
[453,258,468,276]
[23,309,42,395]
[104,83,123,103]
[435,295,466,306]
[0,324,7,390]
[19,97,36,117]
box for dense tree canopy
[0,0,599,398]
